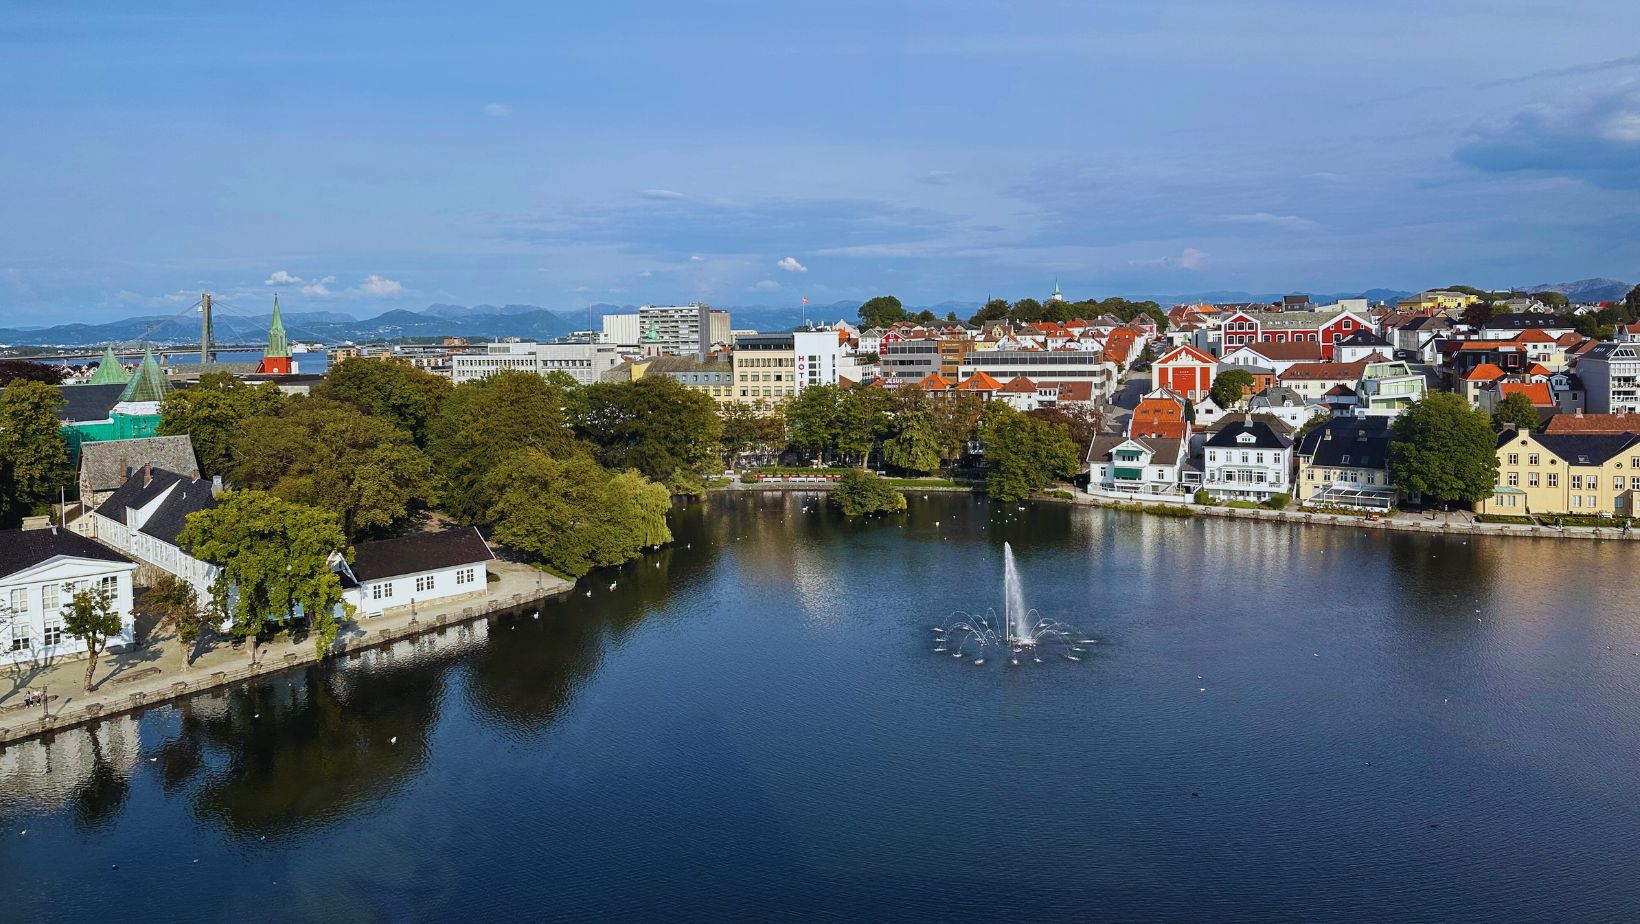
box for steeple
[1050,278,1065,302]
[118,348,171,404]
[266,294,290,359]
[86,346,130,385]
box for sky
[3,0,1640,326]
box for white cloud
[638,270,654,278]
[355,274,405,296]
[1208,213,1321,232]
[752,279,782,291]
[776,256,808,273]
[483,102,511,117]
[301,275,336,296]
[265,270,303,286]
[640,188,688,200]
[689,254,705,262]
[1128,247,1208,270]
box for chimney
[117,456,129,486]
[211,475,224,497]
[1323,429,1332,440]
[142,463,152,487]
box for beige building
[1479,430,1640,518]
[602,354,736,406]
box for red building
[1153,344,1217,402]
[1219,308,1370,360]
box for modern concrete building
[450,341,625,385]
[1576,343,1640,414]
[880,338,941,384]
[603,305,731,358]
[731,330,842,403]
[958,349,1118,402]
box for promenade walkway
[0,560,572,745]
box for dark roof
[1482,314,1570,331]
[94,467,216,544]
[79,436,200,493]
[1337,330,1390,347]
[1204,418,1294,450]
[1533,432,1640,467]
[56,383,126,422]
[349,527,493,582]
[1298,417,1391,469]
[1404,315,1451,332]
[0,527,133,580]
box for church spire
[87,346,130,385]
[118,348,171,404]
[266,294,291,359]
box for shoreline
[0,560,573,748]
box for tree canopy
[63,587,123,692]
[1388,392,1500,504]
[978,403,1081,502]
[157,373,286,477]
[831,469,907,516]
[426,370,582,523]
[483,450,672,577]
[0,379,71,527]
[1491,392,1540,432]
[178,490,352,660]
[575,376,722,482]
[316,357,452,444]
[1211,368,1255,409]
[0,360,67,385]
[857,295,906,329]
[230,398,435,539]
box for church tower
[256,295,295,374]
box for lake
[3,494,1639,922]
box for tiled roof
[0,527,134,580]
[1497,381,1554,407]
[1234,341,1324,361]
[1156,344,1216,366]
[349,527,493,582]
[1279,361,1367,381]
[1543,413,1640,435]
[1000,376,1038,394]
[1055,381,1095,403]
[1464,363,1507,382]
[78,436,200,493]
[957,371,1003,391]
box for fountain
[932,542,1094,665]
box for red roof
[957,371,1003,391]
[1544,413,1640,435]
[918,372,953,391]
[1512,328,1554,344]
[1279,361,1367,381]
[1000,376,1038,394]
[1463,363,1506,382]
[1156,344,1216,366]
[1055,381,1095,403]
[1233,341,1324,362]
[1498,381,1554,407]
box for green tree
[426,371,582,523]
[979,402,1081,502]
[157,372,285,477]
[230,398,435,539]
[316,357,452,444]
[968,298,1012,326]
[1536,290,1569,310]
[1464,301,1497,326]
[1387,392,1500,505]
[928,393,984,466]
[836,387,896,467]
[1492,391,1541,432]
[858,295,906,329]
[831,469,907,516]
[0,379,71,527]
[882,406,942,475]
[143,574,215,665]
[484,451,671,577]
[1012,298,1045,323]
[1625,283,1640,317]
[1210,368,1255,409]
[576,376,722,482]
[62,587,123,692]
[718,401,761,468]
[0,360,67,384]
[784,384,844,461]
[178,490,353,662]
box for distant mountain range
[1518,278,1633,303]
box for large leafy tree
[784,384,845,462]
[62,587,123,692]
[718,401,762,467]
[143,574,215,665]
[0,379,71,527]
[157,372,286,477]
[831,469,907,516]
[484,451,671,577]
[1027,404,1106,449]
[978,402,1081,502]
[927,393,984,466]
[316,357,452,444]
[1491,392,1540,432]
[178,490,352,662]
[1210,368,1255,410]
[882,405,942,475]
[575,376,722,482]
[857,295,906,329]
[426,371,583,523]
[0,360,67,384]
[836,387,896,467]
[1388,392,1500,504]
[230,398,435,539]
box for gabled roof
[1530,432,1640,467]
[957,371,1003,391]
[1464,363,1507,382]
[0,527,134,581]
[1497,381,1554,407]
[78,436,200,494]
[1055,381,1095,403]
[94,467,216,546]
[1232,341,1324,362]
[1000,376,1038,394]
[1297,416,1391,469]
[1336,330,1391,347]
[349,527,493,582]
[1544,413,1640,435]
[918,372,953,391]
[38,383,126,423]
[1279,361,1368,382]
[1512,328,1555,344]
[1204,418,1294,450]
[1156,344,1217,366]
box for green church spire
[266,294,291,359]
[118,348,172,403]
[86,346,130,385]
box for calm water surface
[3,494,1639,922]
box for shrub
[830,469,908,516]
[740,472,761,484]
[1264,493,1290,511]
[1193,489,1214,506]
[1226,500,1260,509]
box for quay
[0,560,572,747]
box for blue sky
[3,0,1639,325]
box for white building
[602,305,731,357]
[89,467,221,601]
[1,527,138,667]
[958,348,1119,402]
[1201,417,1295,502]
[1577,343,1640,414]
[450,341,625,385]
[793,329,844,391]
[338,528,495,617]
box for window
[1631,477,1640,490]
[1528,472,1539,487]
[42,621,63,647]
[1366,472,1377,485]
[7,588,25,613]
[415,575,436,593]
[1507,472,1519,487]
[1572,474,1583,489]
[1616,476,1626,491]
[1307,469,1316,481]
[455,568,477,586]
[8,622,29,652]
[42,583,58,611]
[373,582,394,600]
[98,575,117,597]
[1588,494,1598,507]
[1548,473,1559,488]
[1528,453,1540,466]
[1573,495,1583,508]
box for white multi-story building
[1201,416,1295,502]
[603,305,731,357]
[1577,343,1640,414]
[1,527,138,667]
[89,467,220,601]
[731,330,843,403]
[958,348,1119,402]
[450,341,625,385]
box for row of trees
[854,294,1169,331]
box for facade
[1356,360,1426,416]
[340,528,495,616]
[1397,290,1479,313]
[1576,343,1640,414]
[1201,417,1294,502]
[90,467,220,600]
[603,354,736,405]
[1278,361,1369,400]
[603,305,731,357]
[880,338,942,384]
[793,330,844,393]
[958,349,1117,401]
[1479,431,1640,518]
[1154,345,1217,402]
[1086,434,1195,496]
[1218,308,1371,360]
[1294,417,1396,510]
[450,341,625,385]
[1,527,138,667]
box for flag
[801,296,808,305]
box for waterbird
[533,611,540,619]
[149,756,157,762]
[389,736,397,744]
[609,582,617,590]
[973,658,985,665]
[585,591,592,597]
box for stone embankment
[0,561,572,747]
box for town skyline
[3,1,1639,325]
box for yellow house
[1479,430,1640,518]
[1396,290,1480,313]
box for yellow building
[1396,290,1480,313]
[1479,430,1640,518]
[603,354,737,406]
